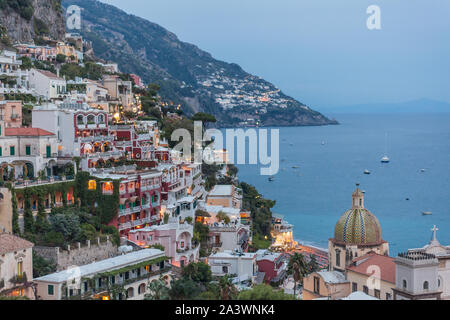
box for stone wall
[34,236,118,271]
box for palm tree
[288,253,308,296]
[218,275,237,300]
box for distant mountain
[319,99,450,114]
[62,0,337,127]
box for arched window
[403,280,407,289]
[77,115,84,125]
[438,277,441,288]
[127,287,134,298]
[87,114,95,124]
[423,281,429,291]
[335,249,341,267]
[98,114,105,124]
[138,283,146,295]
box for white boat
[422,211,432,216]
[421,168,425,172]
[292,165,299,169]
[381,156,390,163]
[364,169,371,175]
[321,141,326,145]
[268,176,275,182]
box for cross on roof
[431,225,439,241]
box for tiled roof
[347,252,396,284]
[5,127,55,136]
[0,233,34,255]
[35,69,63,80]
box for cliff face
[0,0,65,43]
[62,0,338,127]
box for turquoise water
[235,113,450,255]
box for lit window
[88,180,97,190]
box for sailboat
[381,133,390,163]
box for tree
[145,278,169,300]
[191,112,217,124]
[308,255,320,273]
[56,54,67,63]
[182,262,212,285]
[287,253,309,296]
[237,284,295,300]
[32,252,56,278]
[218,275,238,300]
[168,278,202,300]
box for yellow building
[56,42,78,63]
[303,270,350,300]
[328,184,389,272]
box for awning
[119,198,127,204]
[129,196,138,202]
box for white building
[29,69,66,100]
[0,123,58,179]
[32,101,110,159]
[0,47,30,94]
[208,250,257,283]
[393,226,450,300]
[33,249,172,300]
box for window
[10,145,15,156]
[313,276,320,294]
[423,281,429,291]
[46,145,51,158]
[374,289,380,299]
[335,249,341,267]
[386,292,391,300]
[403,280,407,290]
[222,266,228,274]
[48,285,54,295]
[17,261,23,278]
[352,282,357,292]
[25,145,31,155]
[363,285,369,294]
[0,147,2,157]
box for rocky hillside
[62,0,337,127]
[0,0,65,43]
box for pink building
[256,250,288,285]
[0,101,22,128]
[14,44,57,61]
[92,168,163,237]
[128,222,199,267]
[130,74,144,88]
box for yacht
[381,156,390,163]
[268,176,275,182]
[364,169,371,175]
[422,211,432,216]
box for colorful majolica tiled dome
[333,186,383,245]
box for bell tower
[352,183,364,209]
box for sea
[233,113,450,255]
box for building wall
[207,197,231,208]
[0,246,34,299]
[303,272,350,300]
[346,270,395,300]
[328,240,389,271]
[34,238,117,272]
[0,101,22,128]
[0,188,12,233]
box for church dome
[333,186,383,245]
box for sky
[99,0,450,109]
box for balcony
[118,222,132,231]
[119,205,142,217]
